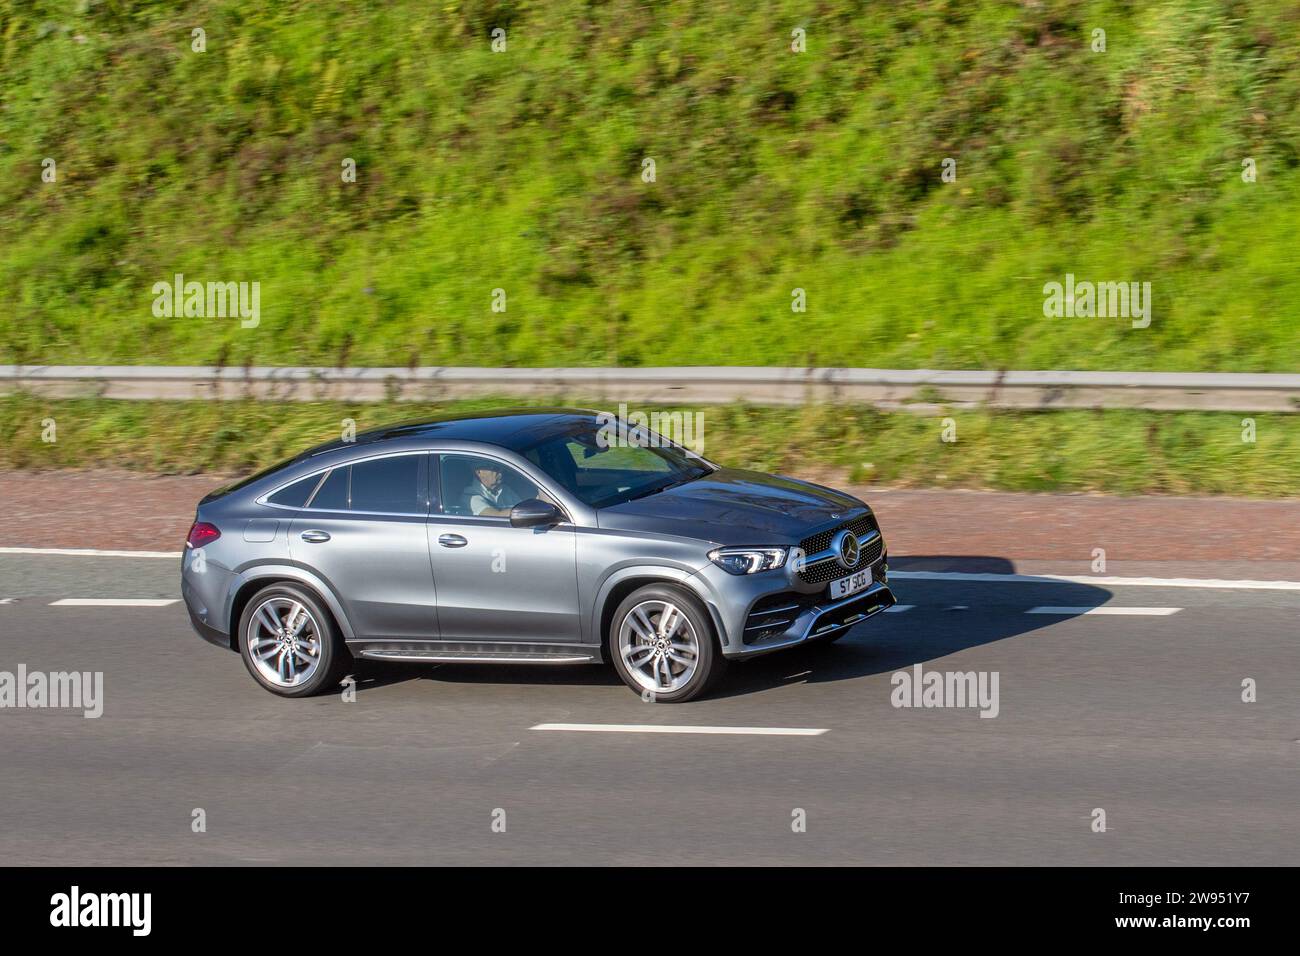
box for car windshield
[519,421,714,509]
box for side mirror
[510,498,563,528]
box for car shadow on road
[712,555,1113,700]
[349,659,624,694]
[347,556,1113,699]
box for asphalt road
[1,553,1296,866]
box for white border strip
[531,723,827,736]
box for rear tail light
[187,521,221,548]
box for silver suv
[182,409,895,702]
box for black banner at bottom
[0,866,1283,941]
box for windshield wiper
[624,468,708,502]
[624,481,674,502]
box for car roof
[300,407,603,458]
[200,408,606,504]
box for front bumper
[690,554,896,660]
[728,580,896,658]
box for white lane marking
[0,547,180,559]
[884,604,914,613]
[49,598,179,607]
[891,571,1300,592]
[531,723,828,737]
[0,598,13,605]
[1027,606,1181,616]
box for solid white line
[530,723,827,737]
[49,598,179,607]
[890,571,1300,592]
[0,547,181,559]
[1027,606,1182,616]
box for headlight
[708,547,788,575]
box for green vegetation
[2,1,1299,371]
[3,395,1296,497]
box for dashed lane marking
[48,598,179,607]
[531,723,828,737]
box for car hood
[596,468,865,545]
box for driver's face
[475,466,502,491]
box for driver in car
[468,463,523,517]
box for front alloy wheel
[610,585,724,702]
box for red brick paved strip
[1,471,1297,570]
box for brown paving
[1,471,1296,568]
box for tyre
[609,584,726,703]
[237,583,351,697]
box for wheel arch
[593,567,719,659]
[226,565,354,649]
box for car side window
[303,455,425,514]
[350,455,423,514]
[438,454,540,518]
[267,473,322,508]
[307,467,348,511]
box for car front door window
[439,454,541,518]
[429,453,580,643]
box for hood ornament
[832,529,861,569]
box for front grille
[796,513,884,585]
[798,513,877,557]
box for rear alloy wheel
[610,585,724,703]
[238,583,350,697]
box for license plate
[828,568,871,600]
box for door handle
[299,530,331,543]
[438,533,468,548]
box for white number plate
[828,568,871,600]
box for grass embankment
[2,396,1296,497]
[2,1,1299,371]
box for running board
[352,640,599,665]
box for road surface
[1,545,1295,866]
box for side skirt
[350,639,602,665]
